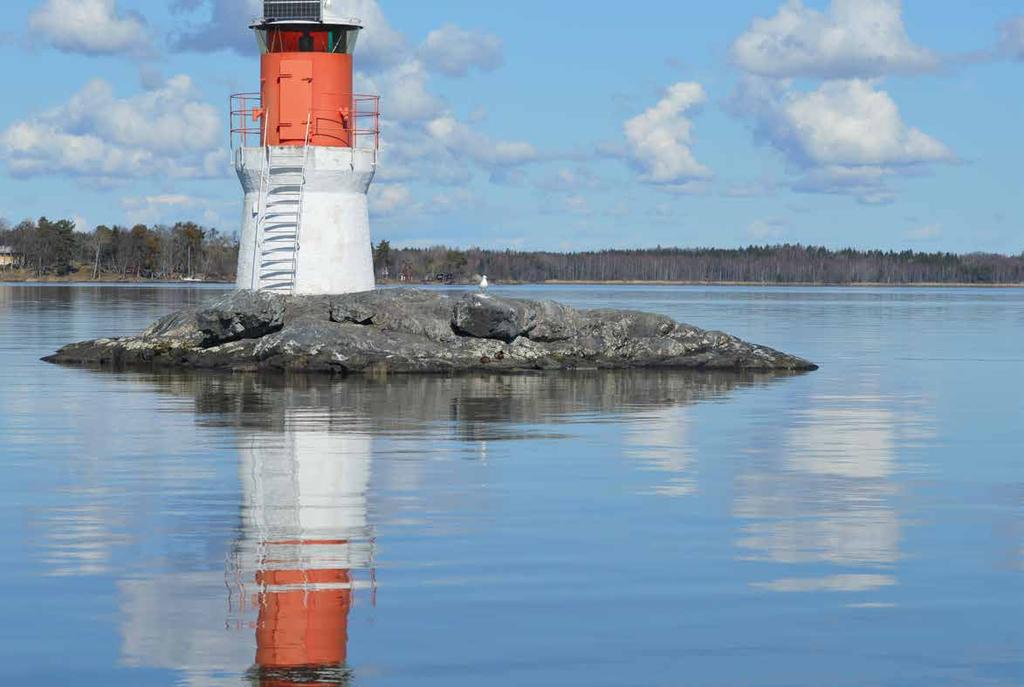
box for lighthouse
[231,1,381,295]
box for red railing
[230,92,263,149]
[230,93,381,151]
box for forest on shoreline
[2,217,1022,286]
[375,242,1024,286]
[0,217,238,281]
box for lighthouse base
[235,146,377,296]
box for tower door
[278,59,313,144]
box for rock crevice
[44,289,818,374]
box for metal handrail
[293,112,312,268]
[230,93,263,150]
[229,92,380,152]
[251,112,272,289]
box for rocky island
[44,290,818,374]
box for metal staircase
[252,118,311,293]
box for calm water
[0,283,1021,687]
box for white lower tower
[235,145,376,295]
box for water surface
[0,283,1021,686]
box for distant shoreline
[0,273,232,285]
[538,279,1024,288]
[3,275,1023,289]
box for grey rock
[452,294,536,342]
[193,290,287,346]
[43,289,818,374]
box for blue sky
[0,0,1021,253]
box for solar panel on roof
[263,1,321,21]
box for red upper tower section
[232,2,379,150]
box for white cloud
[905,223,942,241]
[791,165,899,205]
[541,168,603,193]
[370,184,414,216]
[427,115,537,167]
[375,121,470,186]
[363,60,444,122]
[30,0,149,56]
[333,0,408,68]
[419,24,503,77]
[732,0,938,79]
[1001,16,1024,60]
[623,82,711,185]
[121,194,233,227]
[736,78,952,200]
[0,75,223,181]
[779,80,952,167]
[370,184,484,219]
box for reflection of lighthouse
[237,419,373,684]
[231,0,381,295]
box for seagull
[479,275,489,293]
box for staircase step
[254,147,306,295]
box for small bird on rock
[479,275,489,293]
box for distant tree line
[2,218,1022,285]
[375,243,1024,285]
[0,217,238,280]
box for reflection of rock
[44,290,818,374]
[735,394,922,593]
[129,369,799,442]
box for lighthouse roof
[258,1,362,28]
